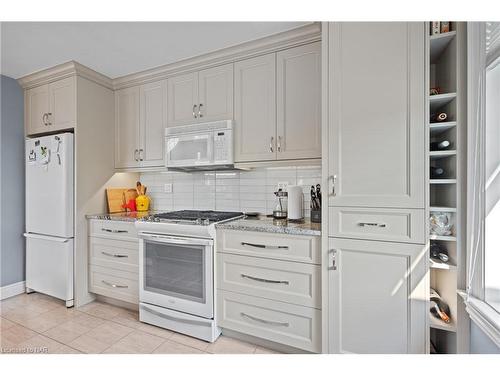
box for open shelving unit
[426,22,468,354]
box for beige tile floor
[0,293,280,354]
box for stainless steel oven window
[143,240,206,303]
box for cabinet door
[48,77,76,132]
[167,72,198,127]
[25,84,49,135]
[139,80,167,168]
[198,63,234,122]
[234,54,276,162]
[277,42,321,160]
[115,86,140,168]
[327,23,425,208]
[327,238,427,353]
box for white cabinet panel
[25,84,49,135]
[48,77,76,132]
[167,72,198,127]
[277,42,321,159]
[140,80,167,167]
[327,238,427,353]
[327,23,425,208]
[115,86,140,168]
[234,54,277,162]
[198,64,233,122]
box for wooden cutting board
[106,188,138,213]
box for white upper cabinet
[139,80,167,168]
[25,77,76,136]
[234,54,277,162]
[277,42,321,160]
[115,86,140,169]
[167,63,233,127]
[327,238,427,354]
[198,64,234,122]
[167,72,198,127]
[327,23,425,208]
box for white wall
[140,165,321,217]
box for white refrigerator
[25,133,74,307]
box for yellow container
[135,195,150,212]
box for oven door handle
[138,232,213,246]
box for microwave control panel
[213,130,231,162]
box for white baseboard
[0,281,26,300]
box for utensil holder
[310,209,321,223]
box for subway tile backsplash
[140,165,321,217]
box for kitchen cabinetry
[327,23,425,209]
[217,229,321,353]
[167,64,233,127]
[323,22,428,354]
[115,80,166,169]
[234,42,321,163]
[88,219,139,304]
[25,77,76,135]
[327,238,427,354]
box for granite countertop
[215,216,321,236]
[86,211,154,222]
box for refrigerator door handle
[23,233,70,243]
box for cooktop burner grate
[152,210,244,223]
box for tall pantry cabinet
[322,23,428,353]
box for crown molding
[18,60,113,90]
[112,22,321,90]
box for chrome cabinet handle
[332,175,337,196]
[193,104,198,118]
[358,222,387,228]
[198,103,203,118]
[101,251,128,258]
[139,149,144,161]
[101,228,128,233]
[241,312,289,327]
[241,242,288,250]
[328,249,337,271]
[269,137,274,153]
[134,149,138,161]
[42,113,48,126]
[101,280,128,288]
[241,274,289,285]
[277,136,282,152]
[47,112,52,125]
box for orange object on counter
[136,195,150,211]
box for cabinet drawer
[89,219,138,241]
[329,207,425,244]
[218,253,320,308]
[89,237,139,273]
[89,265,138,304]
[218,290,321,353]
[217,230,320,264]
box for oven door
[165,132,213,168]
[139,233,214,318]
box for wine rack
[427,22,468,354]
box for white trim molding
[465,296,500,348]
[0,281,26,300]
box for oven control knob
[195,218,203,225]
[203,219,210,225]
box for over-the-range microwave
[165,120,234,171]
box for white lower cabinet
[216,229,321,352]
[88,219,139,304]
[327,238,428,354]
[218,290,321,353]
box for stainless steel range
[135,210,244,342]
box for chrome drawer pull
[357,222,386,228]
[101,280,128,289]
[101,251,128,258]
[241,242,288,250]
[241,274,289,285]
[101,228,128,233]
[240,312,289,327]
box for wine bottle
[430,140,451,151]
[430,112,448,123]
[430,166,445,178]
[430,288,451,323]
[430,243,449,262]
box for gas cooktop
[141,210,245,225]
